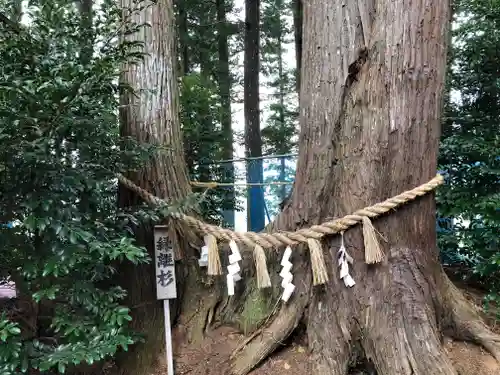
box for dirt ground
[154,284,500,375]
[157,325,312,375]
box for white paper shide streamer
[338,232,355,287]
[198,245,209,267]
[279,246,295,302]
[227,240,242,296]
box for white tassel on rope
[253,244,271,289]
[307,238,329,285]
[338,232,355,287]
[226,240,242,296]
[204,234,222,275]
[279,246,295,302]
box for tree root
[307,329,351,375]
[229,249,313,375]
[230,292,308,375]
[178,264,224,345]
[443,274,500,363]
[306,286,352,375]
[363,311,456,375]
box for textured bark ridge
[228,1,500,374]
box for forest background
[0,0,498,374]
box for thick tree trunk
[231,0,500,374]
[114,1,196,374]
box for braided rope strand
[117,173,444,249]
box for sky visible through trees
[230,0,296,231]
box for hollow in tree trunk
[229,0,500,374]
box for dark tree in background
[216,0,236,228]
[292,0,302,93]
[244,0,265,231]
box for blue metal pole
[247,158,266,232]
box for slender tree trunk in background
[196,11,216,185]
[77,0,93,66]
[231,0,500,374]
[114,1,195,374]
[292,0,302,93]
[200,52,212,80]
[176,0,189,75]
[244,0,265,231]
[196,73,213,184]
[216,0,235,228]
[276,5,287,202]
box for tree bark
[231,0,500,374]
[114,1,195,374]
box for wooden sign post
[154,226,177,375]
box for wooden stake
[163,300,174,375]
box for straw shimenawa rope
[117,173,444,250]
[119,173,443,285]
